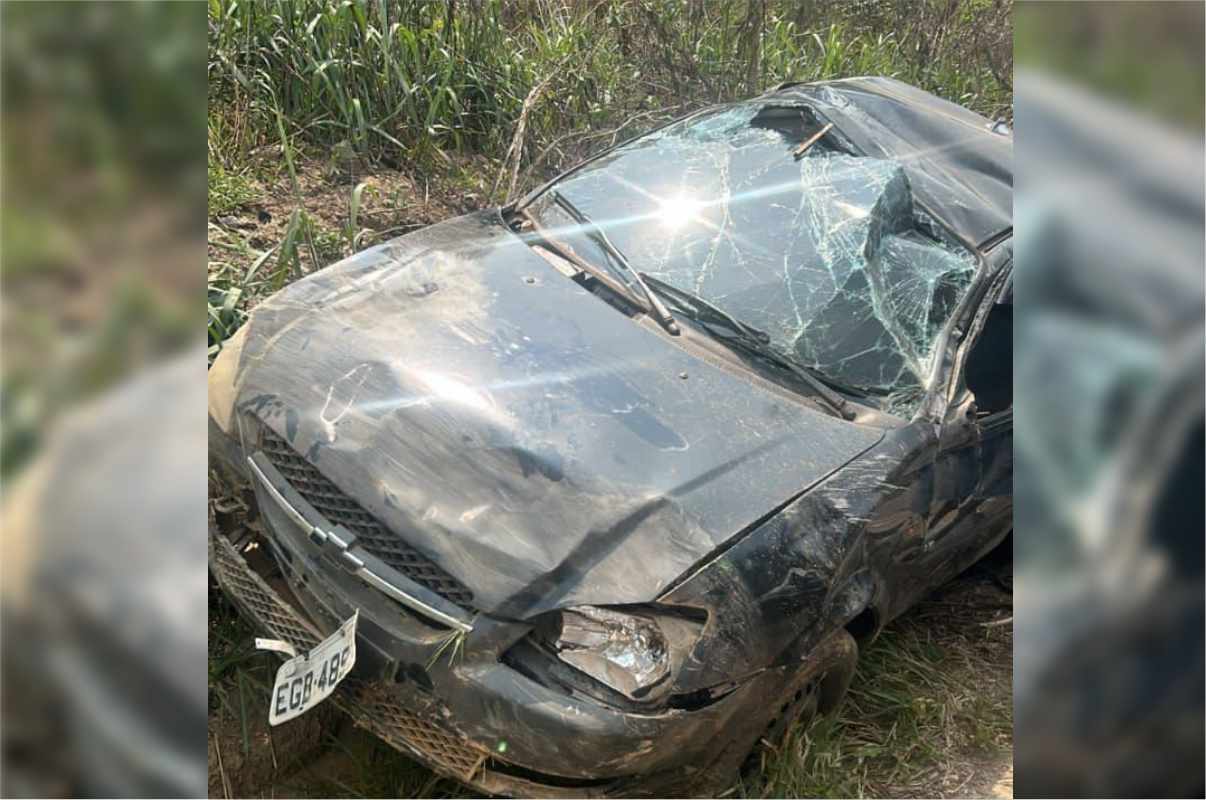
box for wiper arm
[520,214,645,305]
[640,273,773,346]
[551,191,680,335]
[641,274,854,420]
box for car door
[923,262,1014,582]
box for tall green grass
[208,0,1011,171]
[206,0,1011,360]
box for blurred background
[1,2,208,797]
[0,0,1202,798]
[1013,1,1204,797]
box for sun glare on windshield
[657,192,702,229]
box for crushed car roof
[769,76,1012,249]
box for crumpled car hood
[230,211,883,617]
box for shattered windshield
[528,102,979,417]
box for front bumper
[206,401,855,796]
[208,516,811,797]
[209,530,501,786]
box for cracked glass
[530,102,979,417]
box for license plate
[264,611,358,726]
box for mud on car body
[208,77,1013,796]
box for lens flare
[658,192,701,229]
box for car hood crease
[230,212,883,618]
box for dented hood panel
[230,211,883,618]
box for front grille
[258,426,479,614]
[210,532,321,651]
[209,530,491,784]
[339,683,490,782]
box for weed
[424,628,468,672]
[209,160,258,217]
[344,181,374,251]
[208,1,1011,180]
[312,224,346,265]
[750,577,1013,798]
[205,0,1012,358]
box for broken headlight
[526,606,703,703]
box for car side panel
[920,397,1012,594]
[657,423,942,695]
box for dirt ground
[208,153,489,281]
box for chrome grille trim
[247,457,315,534]
[357,566,472,632]
[247,454,473,633]
[256,426,480,612]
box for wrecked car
[208,76,1012,796]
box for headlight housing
[524,605,704,703]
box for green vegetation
[743,587,1013,797]
[209,159,258,218]
[207,0,1011,362]
[208,0,1011,168]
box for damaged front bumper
[208,523,816,796]
[206,334,860,795]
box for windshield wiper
[640,273,855,420]
[551,191,680,335]
[520,214,646,305]
[640,273,773,346]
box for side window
[964,274,1013,416]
